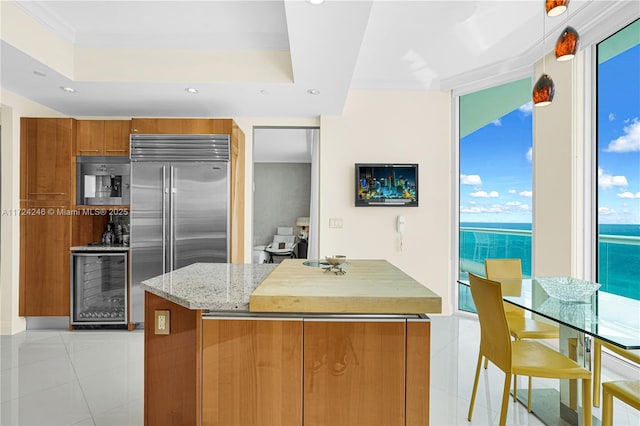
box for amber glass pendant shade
[546,0,569,17]
[533,74,555,106]
[555,26,579,61]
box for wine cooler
[71,252,128,325]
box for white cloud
[460,205,504,214]
[491,119,502,127]
[519,102,533,115]
[526,147,532,162]
[608,113,615,121]
[617,192,640,199]
[508,189,517,194]
[519,190,533,197]
[604,118,640,152]
[598,207,617,215]
[470,190,499,198]
[461,201,531,214]
[598,168,628,189]
[460,174,482,185]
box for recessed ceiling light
[33,71,47,77]
[185,87,199,94]
[60,86,76,93]
[307,89,320,95]
[308,0,325,4]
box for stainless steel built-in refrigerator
[129,134,230,324]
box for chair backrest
[273,234,295,248]
[485,258,524,316]
[469,273,512,373]
[484,258,522,280]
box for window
[596,20,640,301]
[458,78,533,312]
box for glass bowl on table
[535,277,601,302]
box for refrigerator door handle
[162,165,167,274]
[170,165,176,271]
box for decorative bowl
[325,255,347,266]
[535,277,600,302]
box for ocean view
[460,222,640,301]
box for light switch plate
[155,310,170,335]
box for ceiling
[0,0,636,119]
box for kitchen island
[141,259,441,426]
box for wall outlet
[329,218,343,228]
[155,310,170,335]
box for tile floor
[1,315,638,425]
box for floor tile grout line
[61,331,98,425]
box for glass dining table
[458,276,640,425]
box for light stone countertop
[140,263,277,311]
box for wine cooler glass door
[71,252,128,325]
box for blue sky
[459,102,533,223]
[460,43,639,225]
[597,43,640,225]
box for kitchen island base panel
[303,320,406,426]
[144,292,431,426]
[202,319,303,426]
[407,320,431,426]
[144,292,201,426]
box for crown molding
[442,0,638,94]
[11,0,76,43]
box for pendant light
[533,74,555,106]
[533,3,555,107]
[555,26,579,61]
[546,0,569,17]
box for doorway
[252,127,319,263]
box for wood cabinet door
[131,118,215,134]
[202,319,303,426]
[303,321,406,426]
[21,202,71,316]
[229,122,244,263]
[24,118,73,201]
[76,120,104,155]
[104,120,131,155]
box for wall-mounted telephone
[396,215,405,251]
[396,215,406,234]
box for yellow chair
[593,339,640,406]
[484,259,559,340]
[601,380,640,426]
[484,259,559,404]
[467,273,592,426]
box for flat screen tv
[355,163,418,207]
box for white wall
[319,90,452,314]
[1,89,66,334]
[533,51,585,277]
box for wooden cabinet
[229,121,245,264]
[21,118,74,201]
[20,118,75,317]
[202,319,303,426]
[303,321,406,426]
[19,201,71,316]
[76,120,131,156]
[131,118,219,135]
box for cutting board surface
[249,259,442,314]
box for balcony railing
[458,227,640,312]
[598,234,640,301]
